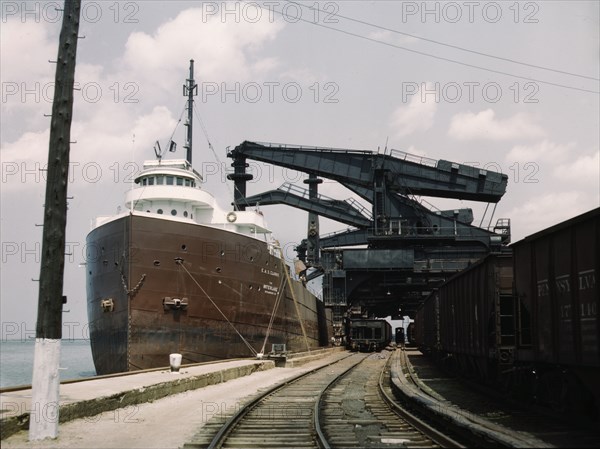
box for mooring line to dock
[176,260,258,356]
[258,275,286,356]
[276,242,311,353]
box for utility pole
[29,0,81,440]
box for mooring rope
[258,274,286,356]
[176,260,258,356]
[276,243,311,353]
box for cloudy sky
[1,1,598,339]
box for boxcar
[415,207,599,418]
[347,319,392,352]
[512,207,599,414]
[416,251,514,380]
[414,290,439,353]
[406,322,415,346]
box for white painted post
[29,339,61,440]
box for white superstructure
[92,158,271,239]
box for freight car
[415,251,514,380]
[406,322,415,346]
[415,208,599,418]
[512,207,599,416]
[347,319,392,352]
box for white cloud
[368,30,392,41]
[119,7,285,88]
[1,106,178,192]
[279,68,320,85]
[2,5,287,194]
[448,109,545,141]
[553,150,600,184]
[0,19,57,136]
[0,22,133,139]
[0,129,49,190]
[505,139,575,164]
[389,83,437,138]
[506,191,598,239]
[401,145,428,157]
[367,29,418,45]
[505,141,599,187]
[0,19,55,84]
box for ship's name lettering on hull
[261,268,280,277]
[263,284,279,295]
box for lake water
[0,340,96,389]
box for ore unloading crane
[227,141,510,334]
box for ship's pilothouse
[120,158,271,240]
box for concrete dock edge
[1,360,275,440]
[283,346,345,367]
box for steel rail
[392,349,546,448]
[379,351,466,448]
[312,355,369,448]
[206,353,355,449]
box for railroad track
[399,349,600,448]
[185,350,463,449]
[392,349,555,448]
[316,350,460,448]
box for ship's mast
[183,59,197,165]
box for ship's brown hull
[86,214,331,375]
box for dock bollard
[170,353,182,373]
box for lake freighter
[86,61,331,375]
